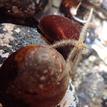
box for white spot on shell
[57,82,60,85]
[40,76,46,81]
[12,6,20,14]
[36,0,40,4]
[43,70,48,74]
[38,53,49,61]
[0,103,3,107]
[39,84,44,89]
[50,71,54,76]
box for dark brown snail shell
[39,15,81,58]
[0,0,50,26]
[0,0,49,17]
[39,15,81,43]
[0,45,69,107]
[60,0,80,17]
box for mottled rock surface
[0,23,47,67]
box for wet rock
[0,23,47,66]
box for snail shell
[39,15,81,58]
[39,15,81,43]
[0,45,69,107]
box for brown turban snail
[0,45,69,107]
